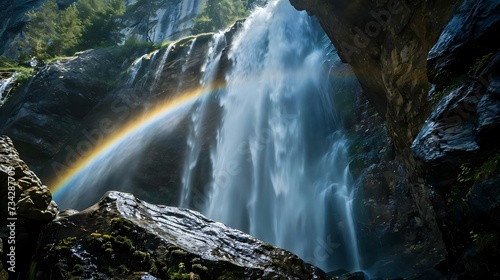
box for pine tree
[26,0,59,59]
[193,0,249,33]
[77,0,126,49]
[51,4,83,56]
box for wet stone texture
[411,0,500,277]
[31,191,335,279]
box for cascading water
[52,0,362,274]
[0,72,17,107]
[187,0,360,272]
[179,33,226,207]
[152,44,174,87]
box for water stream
[194,0,360,272]
[0,72,17,107]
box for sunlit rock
[32,191,332,279]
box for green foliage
[432,74,468,104]
[0,56,35,99]
[25,1,60,60]
[25,0,125,60]
[26,1,84,59]
[470,230,500,255]
[193,0,249,33]
[468,53,493,77]
[457,164,473,183]
[167,262,193,280]
[77,0,126,49]
[449,153,500,204]
[473,153,500,183]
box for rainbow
[49,65,356,199]
[50,83,223,197]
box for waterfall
[190,0,361,272]
[51,0,362,273]
[152,44,174,87]
[179,33,226,207]
[0,72,17,106]
[126,54,147,86]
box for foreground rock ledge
[0,135,58,277]
[32,191,334,279]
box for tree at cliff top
[192,0,249,33]
[77,0,126,49]
[25,0,125,60]
[25,1,82,60]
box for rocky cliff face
[121,0,203,43]
[0,0,45,58]
[0,135,58,278]
[412,0,500,277]
[289,0,460,165]
[290,0,500,277]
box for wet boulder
[32,191,333,279]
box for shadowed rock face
[286,0,458,276]
[0,0,44,58]
[412,0,500,186]
[289,0,460,167]
[410,0,500,277]
[32,191,333,279]
[289,0,500,277]
[0,135,58,278]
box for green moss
[73,264,85,272]
[448,153,500,204]
[55,237,77,250]
[468,53,493,77]
[472,153,500,183]
[171,249,188,257]
[470,230,500,254]
[90,232,103,238]
[432,74,468,104]
[192,263,208,272]
[133,250,150,261]
[117,264,130,274]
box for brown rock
[0,135,58,278]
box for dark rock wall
[0,0,45,58]
[289,0,460,165]
[288,0,462,276]
[289,0,500,277]
[412,0,500,277]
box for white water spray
[197,0,361,272]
